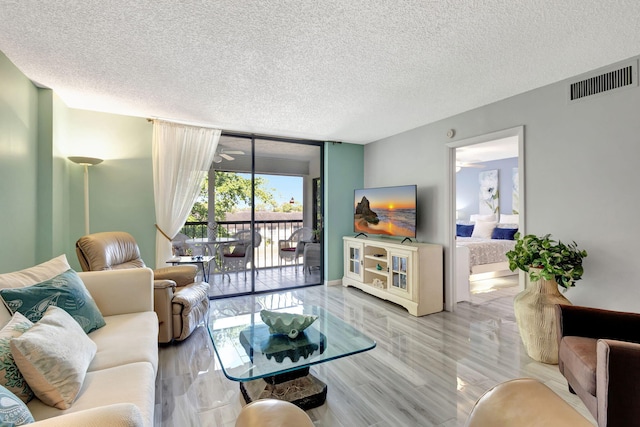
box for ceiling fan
[213,146,245,163]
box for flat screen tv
[354,185,417,238]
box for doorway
[205,134,324,298]
[445,126,525,311]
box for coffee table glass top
[208,305,376,381]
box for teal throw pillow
[0,313,34,403]
[0,269,106,334]
[0,383,34,426]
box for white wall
[365,55,640,311]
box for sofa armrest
[77,269,154,316]
[556,304,640,343]
[596,339,640,427]
[29,403,144,426]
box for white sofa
[0,263,158,427]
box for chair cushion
[224,253,245,258]
[559,336,598,395]
[281,247,296,252]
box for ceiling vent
[568,60,638,102]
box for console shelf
[343,236,443,316]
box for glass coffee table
[207,305,376,409]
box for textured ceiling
[1,1,639,144]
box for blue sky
[238,173,303,205]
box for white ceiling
[456,136,519,164]
[1,1,639,144]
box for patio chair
[278,227,313,269]
[218,230,262,280]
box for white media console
[342,236,443,316]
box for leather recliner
[76,231,210,343]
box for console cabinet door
[387,249,413,299]
[344,240,364,281]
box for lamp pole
[68,156,103,235]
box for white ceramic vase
[513,269,571,364]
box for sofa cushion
[0,383,34,425]
[27,362,156,427]
[559,336,598,395]
[88,312,159,374]
[0,269,106,334]
[0,313,34,403]
[10,306,97,410]
[0,255,71,326]
[0,255,70,290]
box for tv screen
[354,185,417,238]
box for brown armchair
[556,304,640,427]
[76,231,210,344]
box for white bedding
[456,237,515,271]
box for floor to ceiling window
[181,134,323,299]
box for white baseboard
[325,279,342,287]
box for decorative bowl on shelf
[259,309,318,339]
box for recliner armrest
[596,339,640,427]
[172,281,210,311]
[154,265,197,286]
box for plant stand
[514,272,571,364]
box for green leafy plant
[506,233,588,290]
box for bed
[455,228,518,302]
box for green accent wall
[324,142,363,282]
[65,109,155,270]
[0,52,39,272]
[0,52,156,273]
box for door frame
[444,126,525,311]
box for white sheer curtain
[152,120,220,267]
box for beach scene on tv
[354,186,417,238]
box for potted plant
[506,233,587,364]
[506,233,588,290]
[311,228,322,243]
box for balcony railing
[180,220,305,268]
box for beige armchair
[76,231,210,344]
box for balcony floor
[206,264,321,298]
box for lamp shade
[68,156,103,166]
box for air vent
[569,60,638,102]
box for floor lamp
[68,156,103,235]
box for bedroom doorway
[445,126,525,312]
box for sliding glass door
[205,134,323,298]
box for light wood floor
[155,280,596,426]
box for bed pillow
[471,221,497,239]
[0,313,34,403]
[10,306,97,410]
[0,384,34,425]
[499,214,519,224]
[456,224,475,237]
[0,269,106,334]
[492,227,518,240]
[469,214,496,223]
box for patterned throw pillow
[0,384,34,426]
[10,306,97,410]
[0,313,34,403]
[0,269,106,334]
